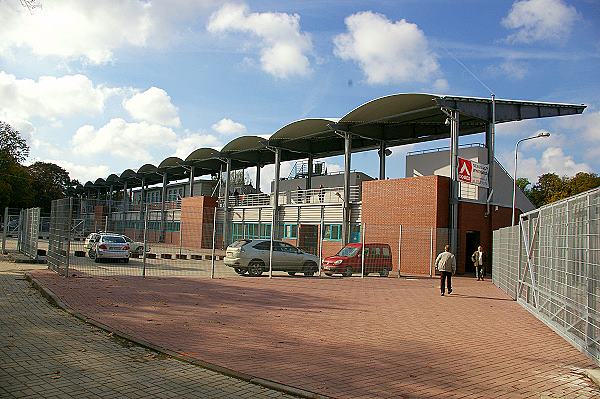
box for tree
[516,177,531,193]
[0,121,29,163]
[567,172,600,196]
[0,151,33,210]
[28,162,72,212]
[524,172,600,208]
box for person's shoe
[441,292,444,296]
[448,289,452,294]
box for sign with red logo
[458,158,472,183]
[458,157,489,188]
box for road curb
[24,273,330,399]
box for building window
[322,224,342,241]
[232,223,244,241]
[260,223,271,239]
[245,223,259,239]
[283,224,298,239]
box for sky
[0,0,599,193]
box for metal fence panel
[18,207,40,260]
[493,187,600,364]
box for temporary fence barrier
[18,207,41,260]
[493,187,600,365]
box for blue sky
[0,0,598,191]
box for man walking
[436,245,456,296]
[471,245,487,281]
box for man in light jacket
[471,245,487,281]
[436,245,456,296]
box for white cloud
[502,0,579,44]
[488,60,528,80]
[333,11,442,85]
[495,119,541,137]
[0,71,117,124]
[71,118,177,162]
[172,132,221,159]
[123,87,180,127]
[44,159,110,183]
[504,146,591,182]
[553,110,600,161]
[0,0,217,64]
[207,3,313,78]
[211,118,247,135]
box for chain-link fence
[492,187,600,364]
[2,207,22,254]
[46,197,453,279]
[18,207,41,260]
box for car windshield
[336,246,359,257]
[229,240,250,248]
[102,236,126,244]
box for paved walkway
[0,261,295,399]
[26,268,600,399]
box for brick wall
[181,196,218,250]
[361,176,449,275]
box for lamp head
[537,131,550,138]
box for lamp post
[512,131,550,225]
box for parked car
[224,239,319,277]
[88,234,130,263]
[85,232,147,256]
[322,243,393,277]
[121,235,147,256]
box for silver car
[224,239,319,277]
[88,234,130,263]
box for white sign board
[458,157,489,188]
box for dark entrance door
[298,224,318,255]
[465,231,480,275]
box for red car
[322,243,393,277]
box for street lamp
[512,131,550,225]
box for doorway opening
[465,231,480,274]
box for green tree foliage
[516,177,531,192]
[523,172,600,207]
[0,151,33,210]
[0,121,29,163]
[28,162,73,212]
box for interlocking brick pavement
[28,268,600,399]
[0,261,295,399]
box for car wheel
[234,267,246,275]
[324,272,333,277]
[88,249,95,259]
[379,268,389,277]
[303,261,317,276]
[248,261,264,277]
[287,272,296,276]
[343,266,353,277]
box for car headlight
[334,259,343,265]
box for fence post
[2,207,8,254]
[142,204,148,278]
[211,206,217,279]
[269,208,275,279]
[104,215,108,232]
[318,206,324,277]
[429,227,434,278]
[65,198,73,278]
[361,223,365,278]
[397,225,402,278]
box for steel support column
[256,164,261,192]
[222,158,232,246]
[449,110,460,255]
[486,94,496,206]
[123,182,128,212]
[342,132,352,245]
[189,166,194,197]
[160,172,167,243]
[273,148,281,239]
[379,141,386,180]
[307,155,313,189]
